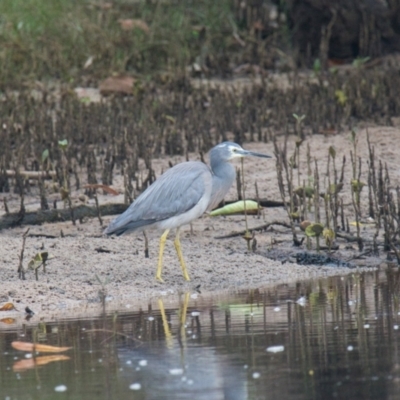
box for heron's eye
[232,149,237,152]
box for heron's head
[210,142,271,164]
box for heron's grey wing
[105,161,211,235]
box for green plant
[0,0,235,87]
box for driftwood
[0,204,128,230]
[5,170,56,179]
[215,221,292,239]
[0,197,283,231]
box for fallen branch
[0,203,128,230]
[5,170,56,179]
[336,231,364,243]
[214,220,292,239]
[345,249,373,262]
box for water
[1,269,400,400]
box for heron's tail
[103,226,126,236]
[104,218,155,236]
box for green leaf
[290,212,300,221]
[79,97,91,104]
[210,200,260,217]
[352,56,370,68]
[328,146,336,159]
[351,179,365,193]
[335,90,347,106]
[305,223,324,238]
[58,139,68,149]
[327,182,343,195]
[27,252,49,270]
[313,58,321,73]
[41,149,49,163]
[293,113,306,122]
[294,186,314,198]
[164,115,175,124]
[323,228,335,244]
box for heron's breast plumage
[207,162,236,211]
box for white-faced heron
[104,142,271,282]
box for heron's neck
[209,161,236,210]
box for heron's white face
[227,144,245,160]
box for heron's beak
[238,149,272,158]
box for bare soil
[1,126,399,317]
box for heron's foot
[183,271,191,282]
[156,229,170,284]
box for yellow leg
[158,299,173,349]
[179,292,190,338]
[174,228,190,281]
[156,229,170,282]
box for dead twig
[143,231,149,258]
[17,228,30,280]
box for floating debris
[266,345,284,353]
[0,303,18,312]
[12,342,71,353]
[169,368,184,375]
[0,318,16,325]
[54,385,67,392]
[138,360,147,367]
[296,297,307,306]
[129,383,141,391]
[13,355,70,372]
[252,372,261,379]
